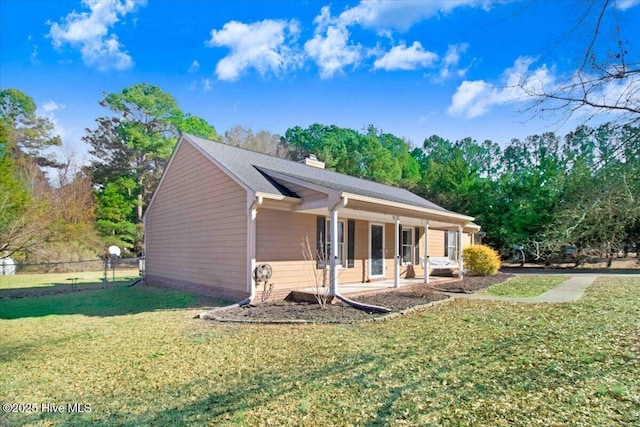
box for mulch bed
[208,273,514,323]
[431,272,515,293]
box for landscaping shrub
[463,244,501,276]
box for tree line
[1,84,638,264]
[283,123,639,263]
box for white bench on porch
[421,256,461,272]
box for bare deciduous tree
[521,0,639,142]
[224,125,289,158]
[301,235,330,309]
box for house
[144,133,480,302]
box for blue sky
[1,0,639,166]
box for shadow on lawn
[0,285,229,319]
[9,280,640,427]
[29,335,613,427]
[0,280,134,299]
[33,351,390,426]
[96,324,636,427]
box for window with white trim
[446,230,458,260]
[326,220,345,267]
[401,227,414,265]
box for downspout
[248,195,263,301]
[328,196,348,297]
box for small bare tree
[301,234,330,309]
[519,0,639,149]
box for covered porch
[288,274,462,302]
[294,192,478,296]
[250,172,480,301]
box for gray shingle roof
[184,133,453,213]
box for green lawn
[486,275,567,297]
[1,278,639,426]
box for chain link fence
[0,258,144,298]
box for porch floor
[291,275,461,300]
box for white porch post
[328,196,348,296]
[394,216,400,288]
[458,225,464,278]
[329,207,339,296]
[423,220,430,284]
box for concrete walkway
[447,275,598,304]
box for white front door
[369,223,385,278]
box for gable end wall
[145,141,248,299]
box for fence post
[103,258,108,289]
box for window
[327,220,345,267]
[316,217,355,269]
[446,230,458,260]
[401,227,414,265]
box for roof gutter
[330,195,348,211]
[250,195,264,211]
[340,192,475,224]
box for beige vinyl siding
[462,232,473,248]
[341,218,369,283]
[256,209,316,289]
[145,142,247,293]
[427,230,447,257]
[256,211,372,289]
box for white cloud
[205,1,502,80]
[304,25,362,78]
[599,72,640,105]
[337,0,500,32]
[206,19,301,81]
[48,0,146,71]
[450,54,640,121]
[438,43,470,80]
[30,44,39,64]
[615,0,640,10]
[448,80,494,118]
[38,100,66,138]
[564,66,640,120]
[373,41,438,70]
[312,5,333,32]
[203,78,213,91]
[448,56,554,118]
[189,60,200,73]
[304,1,498,78]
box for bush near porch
[463,244,501,276]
